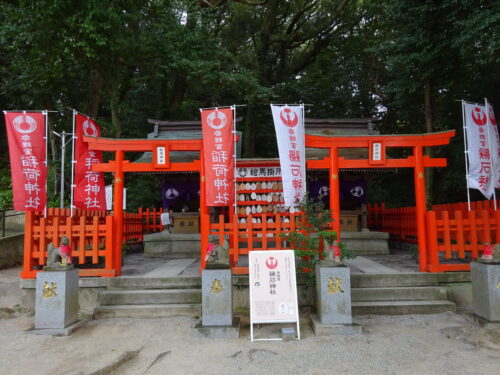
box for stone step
[93,304,201,319]
[351,273,439,288]
[352,286,447,302]
[352,300,456,315]
[100,289,201,305]
[107,276,201,290]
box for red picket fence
[426,209,500,272]
[367,203,417,242]
[206,212,302,274]
[22,210,114,278]
[368,201,500,273]
[138,207,164,233]
[21,209,144,279]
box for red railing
[22,208,144,279]
[138,207,164,233]
[426,209,500,272]
[368,201,500,273]
[205,212,302,274]
[22,210,114,278]
[367,203,417,242]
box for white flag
[270,104,306,206]
[463,102,497,199]
[485,100,500,189]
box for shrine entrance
[83,130,455,276]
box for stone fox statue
[46,236,72,267]
[206,239,230,266]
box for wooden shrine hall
[82,125,455,275]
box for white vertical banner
[270,104,306,206]
[463,102,495,199]
[485,100,500,189]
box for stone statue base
[197,269,239,338]
[471,262,500,322]
[205,263,230,270]
[33,268,87,335]
[309,314,362,336]
[311,263,360,335]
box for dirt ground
[1,266,500,375]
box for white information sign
[249,250,300,341]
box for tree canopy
[0,0,499,208]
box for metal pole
[60,132,66,208]
[461,100,472,211]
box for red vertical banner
[4,112,47,211]
[73,113,106,210]
[200,108,235,206]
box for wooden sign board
[249,250,300,341]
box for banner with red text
[463,102,499,199]
[201,107,235,206]
[73,113,106,210]
[4,112,47,211]
[271,104,306,206]
[485,100,500,189]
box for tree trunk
[424,79,434,207]
[87,69,103,118]
[243,103,257,157]
[166,71,188,119]
[110,82,122,138]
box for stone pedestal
[471,262,500,322]
[34,269,81,334]
[199,269,239,338]
[311,264,360,335]
[316,264,352,325]
[202,269,232,326]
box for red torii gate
[85,137,206,276]
[85,129,455,275]
[305,130,455,272]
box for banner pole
[44,110,48,218]
[485,98,497,210]
[461,101,472,211]
[233,105,237,215]
[70,110,76,216]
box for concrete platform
[144,232,200,258]
[195,317,241,339]
[309,314,362,335]
[30,318,89,336]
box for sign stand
[249,250,300,342]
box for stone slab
[471,262,500,322]
[463,312,500,328]
[143,258,197,277]
[202,269,232,326]
[195,317,240,339]
[316,265,352,325]
[31,318,89,336]
[344,256,398,274]
[309,314,362,336]
[35,269,79,329]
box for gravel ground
[1,267,499,375]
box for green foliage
[283,195,355,284]
[0,0,499,208]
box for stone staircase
[93,273,455,319]
[351,273,456,315]
[93,276,201,319]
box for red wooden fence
[22,210,114,278]
[22,209,145,279]
[368,201,500,273]
[206,212,302,274]
[426,209,500,272]
[138,207,164,233]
